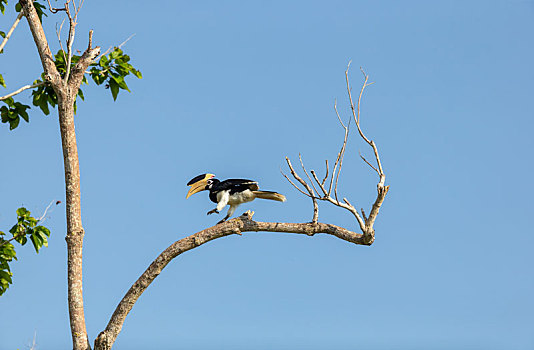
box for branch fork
[282,63,389,244]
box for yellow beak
[186,173,215,199]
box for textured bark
[19,1,99,349]
[19,0,62,88]
[93,212,367,350]
[59,94,90,350]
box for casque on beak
[186,173,215,199]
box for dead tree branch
[283,62,389,243]
[282,157,319,223]
[94,211,367,350]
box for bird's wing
[219,179,259,193]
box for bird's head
[186,173,216,198]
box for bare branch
[280,168,315,198]
[285,157,319,223]
[74,0,85,18]
[64,3,77,84]
[37,199,61,224]
[321,159,329,187]
[284,63,388,245]
[0,12,23,53]
[118,33,135,49]
[0,81,45,101]
[359,150,379,175]
[94,212,368,350]
[346,63,386,184]
[334,99,345,129]
[299,153,320,198]
[56,19,68,67]
[310,170,328,197]
[46,0,66,13]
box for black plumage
[207,179,259,203]
[186,174,286,224]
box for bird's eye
[207,180,212,185]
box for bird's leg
[217,205,237,224]
[217,215,230,224]
[207,209,219,215]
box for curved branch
[94,211,367,350]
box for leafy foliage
[0,73,5,87]
[3,46,141,130]
[1,97,30,129]
[0,207,51,296]
[89,47,142,101]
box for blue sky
[1,0,533,349]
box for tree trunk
[58,92,90,350]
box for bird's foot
[207,209,219,215]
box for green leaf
[16,207,29,217]
[0,241,16,261]
[111,75,130,91]
[14,234,27,246]
[131,69,142,79]
[9,116,19,130]
[15,2,20,12]
[99,55,109,67]
[0,31,5,38]
[0,270,12,284]
[109,79,119,101]
[0,0,6,15]
[0,73,5,88]
[77,88,84,101]
[30,233,43,253]
[36,226,50,237]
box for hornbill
[186,173,286,223]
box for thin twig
[0,82,46,101]
[56,19,68,67]
[280,168,314,198]
[0,12,23,53]
[359,150,379,175]
[361,208,367,222]
[321,159,329,187]
[37,199,60,224]
[46,0,65,13]
[334,117,350,202]
[299,153,320,197]
[64,3,77,83]
[334,99,345,129]
[285,157,319,223]
[310,170,328,197]
[91,33,136,65]
[346,63,385,181]
[118,33,135,49]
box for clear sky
[1,0,533,349]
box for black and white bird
[186,173,286,223]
